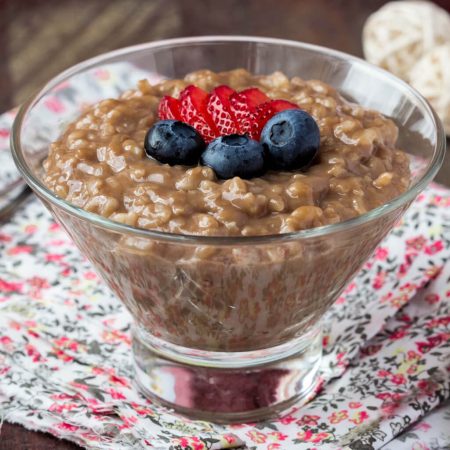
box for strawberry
[179,85,218,143]
[250,99,299,139]
[207,85,238,135]
[249,103,275,140]
[157,85,299,142]
[270,99,300,112]
[158,96,182,121]
[229,88,269,134]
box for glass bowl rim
[10,35,446,246]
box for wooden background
[0,0,448,448]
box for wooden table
[0,1,448,448]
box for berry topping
[144,120,205,166]
[229,88,270,134]
[158,96,182,121]
[154,85,319,177]
[261,109,320,171]
[179,85,218,143]
[201,134,265,180]
[207,85,239,135]
[251,99,299,139]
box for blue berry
[201,134,265,179]
[144,120,205,166]
[260,109,320,171]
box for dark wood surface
[0,0,448,448]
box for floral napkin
[1,66,450,450]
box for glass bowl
[11,36,445,422]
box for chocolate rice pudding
[43,69,411,352]
[43,69,410,237]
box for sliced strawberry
[180,85,218,143]
[250,99,299,139]
[158,96,182,121]
[249,103,275,140]
[230,88,270,134]
[158,86,299,142]
[207,85,239,135]
[270,99,299,113]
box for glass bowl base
[131,324,322,423]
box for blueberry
[144,120,205,166]
[260,109,320,171]
[201,134,265,180]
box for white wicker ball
[409,43,450,135]
[363,1,450,81]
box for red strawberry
[207,85,239,135]
[230,88,269,134]
[180,85,218,143]
[158,86,299,142]
[249,103,275,140]
[250,99,299,139]
[270,99,299,112]
[158,96,182,121]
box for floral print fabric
[1,67,450,449]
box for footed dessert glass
[11,37,445,422]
